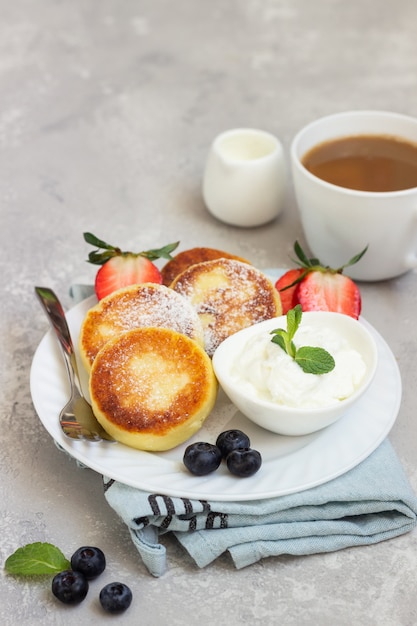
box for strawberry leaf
[5,542,70,576]
[289,240,368,276]
[293,240,314,266]
[87,250,119,265]
[140,241,180,261]
[84,232,121,265]
[292,240,322,268]
[84,233,179,265]
[83,232,116,251]
[341,245,369,270]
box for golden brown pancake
[79,283,204,372]
[170,258,282,356]
[161,247,250,286]
[89,327,218,451]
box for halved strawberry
[84,232,179,300]
[297,271,362,319]
[275,268,304,314]
[94,255,163,300]
[278,241,367,319]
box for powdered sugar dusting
[90,327,215,436]
[81,283,205,364]
[172,259,280,356]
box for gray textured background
[1,1,417,624]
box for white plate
[30,273,402,501]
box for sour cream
[231,324,367,409]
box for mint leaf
[270,304,302,358]
[271,306,335,375]
[286,304,302,339]
[270,331,286,352]
[271,330,297,358]
[294,346,335,374]
[5,542,70,576]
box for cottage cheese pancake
[79,283,204,372]
[89,327,218,451]
[170,258,282,356]
[161,247,250,286]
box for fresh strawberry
[279,241,367,319]
[297,271,362,318]
[94,255,163,300]
[275,268,304,314]
[84,232,179,300]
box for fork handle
[35,287,80,390]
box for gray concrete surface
[1,1,417,624]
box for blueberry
[99,582,133,613]
[70,546,106,579]
[216,429,251,459]
[52,569,89,604]
[226,448,262,477]
[183,442,222,475]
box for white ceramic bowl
[212,312,378,436]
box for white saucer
[30,277,401,501]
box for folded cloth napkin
[102,439,417,576]
[69,285,417,577]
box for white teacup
[203,128,287,227]
[291,110,417,281]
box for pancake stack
[79,247,282,451]
[79,282,204,372]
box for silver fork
[35,286,114,442]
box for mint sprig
[270,305,335,375]
[4,542,70,576]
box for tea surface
[302,134,417,192]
